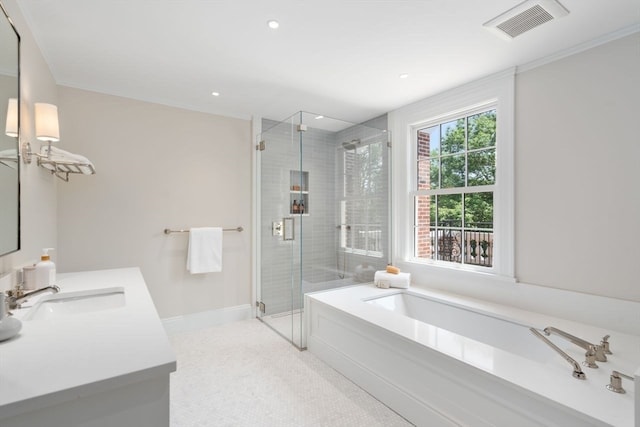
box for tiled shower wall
[259,115,388,316]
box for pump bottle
[35,248,56,287]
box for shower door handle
[282,217,295,241]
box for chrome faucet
[543,326,607,363]
[5,285,60,310]
[530,328,586,379]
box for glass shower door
[257,114,304,348]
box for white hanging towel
[186,227,223,274]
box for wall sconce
[5,98,18,137]
[22,102,60,164]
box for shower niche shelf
[290,170,309,215]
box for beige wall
[1,0,637,316]
[56,87,252,318]
[0,0,58,287]
[515,33,640,301]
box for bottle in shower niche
[35,248,56,287]
[300,200,305,214]
[292,200,299,214]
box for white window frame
[390,69,515,280]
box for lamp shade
[35,102,60,142]
[5,98,18,137]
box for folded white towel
[374,271,411,289]
[40,146,95,175]
[187,227,222,274]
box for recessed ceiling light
[399,73,409,79]
[267,20,279,29]
[211,92,220,96]
[315,115,324,120]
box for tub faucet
[530,328,585,379]
[600,335,612,355]
[543,326,607,363]
[5,285,60,310]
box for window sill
[403,257,517,284]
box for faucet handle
[600,335,612,355]
[606,371,634,394]
[583,346,599,369]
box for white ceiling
[16,0,640,125]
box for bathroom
[0,0,638,426]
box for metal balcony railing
[430,221,493,267]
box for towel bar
[164,227,243,234]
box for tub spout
[530,328,586,379]
[543,326,607,363]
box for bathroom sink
[24,287,125,321]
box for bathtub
[305,285,639,427]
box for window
[414,108,496,268]
[340,141,385,257]
[390,69,514,279]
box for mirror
[0,2,20,256]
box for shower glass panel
[257,111,389,349]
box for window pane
[430,195,436,225]
[464,192,493,229]
[417,127,434,160]
[436,228,462,263]
[464,230,493,267]
[441,154,465,188]
[467,148,495,186]
[415,225,430,259]
[412,107,498,269]
[415,195,432,259]
[440,118,465,154]
[417,159,430,190]
[418,125,439,158]
[415,195,430,227]
[437,194,462,228]
[468,110,496,150]
[464,191,493,266]
[430,158,439,189]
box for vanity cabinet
[0,268,176,427]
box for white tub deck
[306,284,639,427]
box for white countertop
[0,268,177,421]
[308,284,639,427]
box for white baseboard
[161,304,252,335]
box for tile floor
[168,319,413,426]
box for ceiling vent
[484,0,569,39]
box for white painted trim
[390,68,515,279]
[161,304,252,335]
[517,24,640,74]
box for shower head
[342,139,361,150]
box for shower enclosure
[256,111,391,349]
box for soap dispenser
[35,248,56,287]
